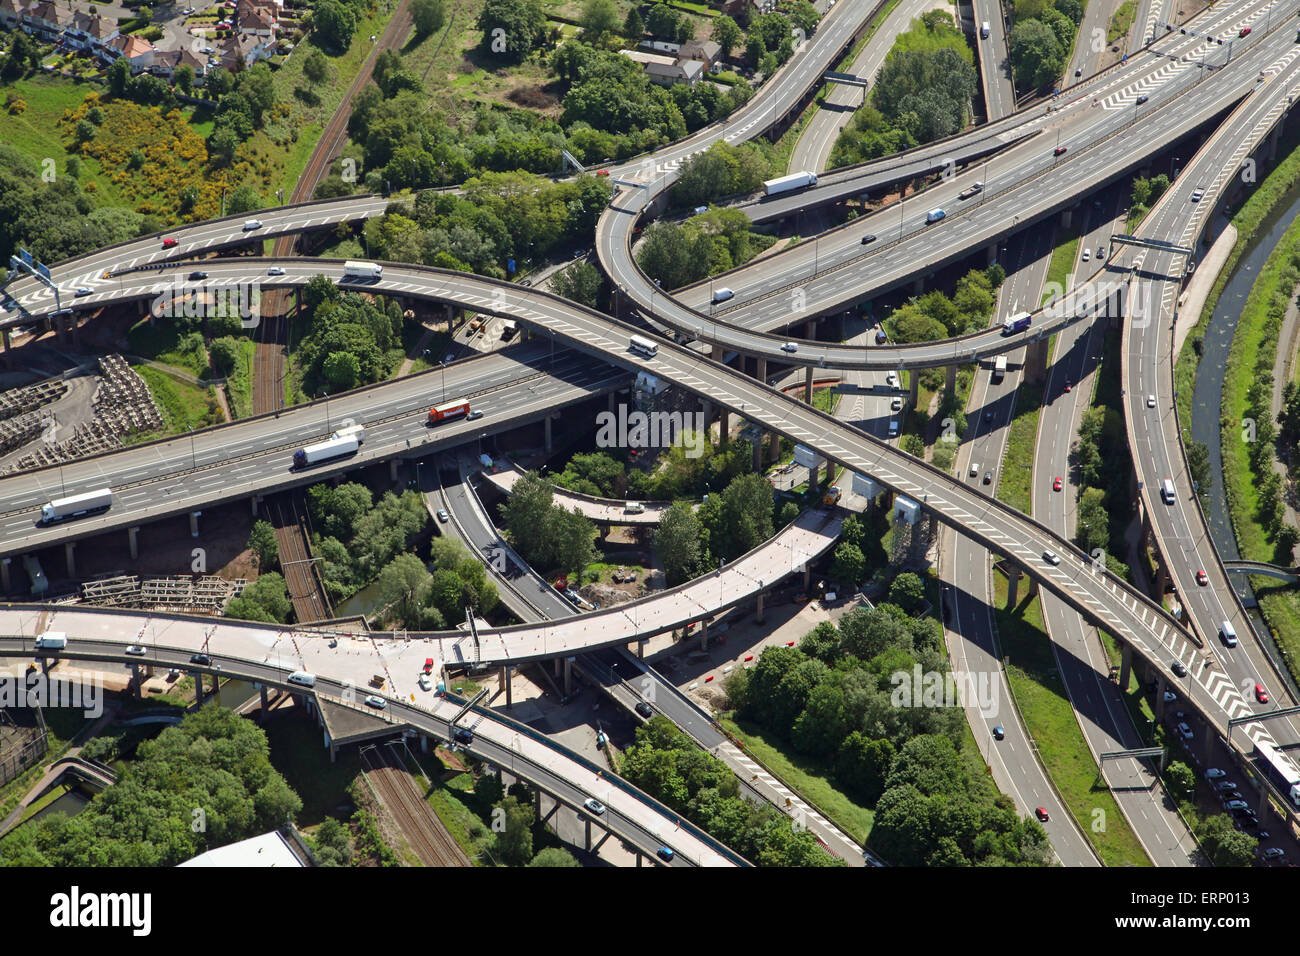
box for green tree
[1076,486,1110,556]
[1200,814,1257,867]
[1164,761,1195,802]
[656,501,708,586]
[322,350,361,390]
[376,552,433,625]
[1008,19,1064,91]
[550,260,602,307]
[311,817,353,866]
[175,64,194,95]
[303,50,331,85]
[1185,440,1212,496]
[107,56,132,96]
[711,14,742,57]
[888,572,926,614]
[830,541,866,586]
[494,795,535,866]
[624,6,644,38]
[580,0,620,41]
[247,519,279,571]
[411,0,446,36]
[528,847,580,866]
[477,0,549,60]
[313,0,358,54]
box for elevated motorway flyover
[600,0,1296,369]
[0,615,744,866]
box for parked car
[1204,768,1226,780]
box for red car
[1054,146,1068,156]
[1239,26,1252,37]
[162,237,178,249]
[1035,806,1050,822]
[1052,477,1062,492]
[596,169,609,177]
[1196,570,1208,586]
[1256,684,1270,704]
[423,657,434,674]
[1064,379,1072,392]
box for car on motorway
[1176,721,1194,741]
[1053,145,1068,156]
[1035,806,1050,822]
[162,237,178,248]
[125,645,147,656]
[466,409,484,420]
[890,397,903,411]
[1074,67,1082,77]
[1238,26,1252,37]
[958,182,984,200]
[992,725,1005,740]
[1063,379,1072,392]
[596,169,609,177]
[1256,684,1270,704]
[242,219,262,231]
[635,700,653,718]
[435,508,449,523]
[190,653,211,666]
[983,470,993,485]
[861,233,877,244]
[1205,768,1226,780]
[1196,569,1208,586]
[364,695,387,709]
[1147,394,1156,408]
[268,267,285,275]
[1171,659,1188,677]
[1223,798,1249,812]
[875,328,887,344]
[1082,248,1091,262]
[189,271,208,280]
[1135,94,1149,104]
[1191,188,1204,202]
[1053,476,1062,492]
[1212,780,1239,795]
[572,249,587,259]
[780,342,798,353]
[583,798,606,816]
[1043,550,1061,565]
[656,846,674,862]
[885,371,899,388]
[969,463,980,478]
[73,287,93,297]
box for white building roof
[179,831,305,867]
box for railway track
[360,741,471,867]
[252,0,415,416]
[265,493,332,624]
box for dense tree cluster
[1070,382,1135,562]
[884,267,1001,344]
[0,707,302,866]
[201,63,277,166]
[672,141,777,208]
[306,483,434,602]
[726,598,1052,865]
[313,0,372,53]
[636,207,776,289]
[225,572,292,623]
[297,275,404,392]
[477,0,551,62]
[621,717,843,865]
[363,174,609,278]
[500,472,599,575]
[371,538,501,629]
[1007,0,1083,92]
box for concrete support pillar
[912,277,924,295]
[193,671,204,704]
[769,429,780,462]
[64,541,75,579]
[505,665,513,707]
[1006,565,1021,608]
[251,495,261,516]
[699,619,709,652]
[553,658,562,678]
[755,591,765,624]
[1154,561,1170,600]
[1119,642,1133,691]
[564,657,573,696]
[544,416,552,453]
[130,663,141,698]
[1060,207,1073,229]
[719,408,729,439]
[1023,337,1049,384]
[806,319,816,340]
[637,640,646,660]
[585,818,592,851]
[1,556,10,594]
[803,565,812,592]
[753,436,763,472]
[1154,673,1167,719]
[804,365,814,403]
[755,357,767,384]
[808,461,820,490]
[498,666,506,695]
[69,314,79,348]
[945,364,957,393]
[260,683,269,715]
[189,511,201,537]
[987,241,998,266]
[389,459,399,481]
[701,400,713,427]
[421,734,429,753]
[128,526,139,560]
[711,344,724,361]
[908,371,919,408]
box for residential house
[677,39,721,71]
[149,46,206,80]
[0,0,26,32]
[235,3,273,38]
[105,32,155,72]
[65,10,118,54]
[645,57,703,88]
[23,0,74,41]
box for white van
[626,501,646,514]
[287,670,317,688]
[1219,621,1238,648]
[980,21,990,38]
[1161,478,1176,504]
[242,219,263,231]
[34,631,67,650]
[926,208,946,224]
[712,287,735,304]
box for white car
[268,266,285,275]
[890,397,903,411]
[418,674,432,691]
[1191,188,1204,202]
[1146,394,1156,408]
[1043,551,1061,565]
[1081,249,1091,262]
[780,342,798,353]
[885,372,900,388]
[583,798,606,816]
[364,695,387,709]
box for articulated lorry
[341,260,383,280]
[763,171,818,196]
[293,434,360,469]
[40,488,113,524]
[1001,311,1031,335]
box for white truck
[40,488,113,524]
[341,260,383,280]
[993,355,1007,382]
[34,631,67,650]
[331,421,366,444]
[293,434,360,469]
[763,171,818,196]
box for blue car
[992,726,1005,740]
[656,846,674,862]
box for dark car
[992,725,1005,740]
[1171,659,1188,677]
[635,700,653,718]
[1136,94,1149,105]
[190,653,211,666]
[452,727,473,746]
[983,470,993,485]
[1054,145,1068,156]
[861,233,877,244]
[189,271,208,280]
[875,329,887,344]
[656,846,674,862]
